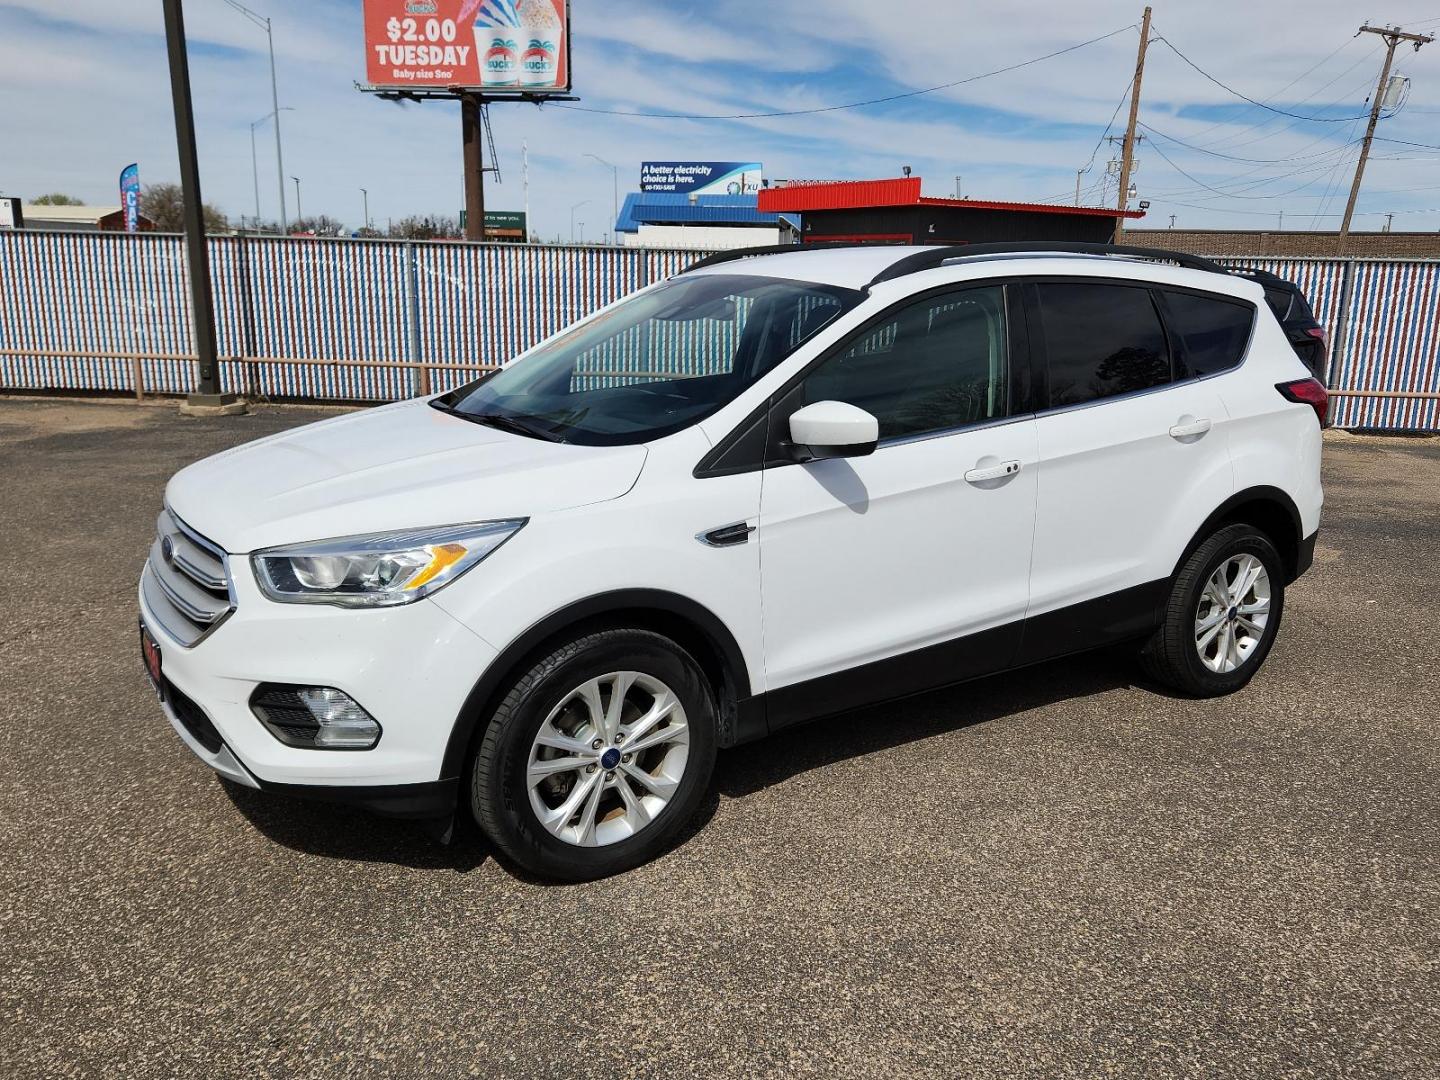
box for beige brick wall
[1123,229,1440,259]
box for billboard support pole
[462,93,486,242]
[162,0,240,411]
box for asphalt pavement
[1,398,1436,1079]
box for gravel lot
[1,398,1436,1079]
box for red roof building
[757,177,1144,246]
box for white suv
[139,242,1326,880]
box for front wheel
[1141,524,1287,697]
[470,629,717,881]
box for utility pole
[1113,5,1152,242]
[1074,169,1083,206]
[522,140,530,243]
[360,187,369,231]
[1337,23,1433,254]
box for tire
[470,628,717,882]
[1140,524,1287,698]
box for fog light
[250,684,382,750]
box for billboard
[0,197,21,230]
[119,163,140,234]
[363,0,570,93]
[640,162,763,196]
[458,210,528,239]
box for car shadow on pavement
[714,646,1141,799]
[219,780,490,873]
[216,647,1140,877]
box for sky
[2,0,1440,239]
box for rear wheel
[1141,524,1287,697]
[470,629,717,881]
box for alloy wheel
[1194,553,1272,674]
[525,671,691,847]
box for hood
[166,399,647,552]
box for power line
[1165,34,1365,148]
[1144,138,1362,201]
[1171,53,1382,157]
[1151,30,1373,122]
[1078,73,1138,177]
[1137,119,1358,164]
[1375,135,1440,150]
[550,24,1137,119]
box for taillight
[1276,378,1329,427]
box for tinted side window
[803,285,1008,440]
[1161,290,1255,378]
[1035,283,1171,408]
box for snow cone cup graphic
[475,26,520,87]
[517,0,563,88]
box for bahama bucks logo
[521,38,556,73]
[484,35,518,70]
[404,0,437,12]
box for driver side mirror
[787,400,879,462]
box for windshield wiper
[463,410,563,443]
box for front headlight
[252,520,524,607]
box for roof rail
[866,241,1230,288]
[682,243,809,274]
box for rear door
[1020,278,1236,663]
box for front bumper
[153,672,459,818]
[139,553,497,808]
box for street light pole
[585,154,618,246]
[570,199,589,244]
[250,121,261,227]
[223,0,288,231]
[249,106,292,232]
[162,0,234,408]
[360,187,369,231]
[292,176,302,223]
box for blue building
[614,192,800,250]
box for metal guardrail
[2,347,1434,404]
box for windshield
[433,273,862,446]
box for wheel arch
[440,589,754,780]
[1175,485,1305,584]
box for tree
[388,215,462,241]
[31,193,83,205]
[289,215,346,238]
[139,182,229,233]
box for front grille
[141,508,234,647]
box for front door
[756,283,1038,727]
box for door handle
[1169,417,1212,440]
[964,459,1021,484]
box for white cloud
[1,0,1436,234]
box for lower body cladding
[138,572,496,821]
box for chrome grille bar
[142,508,235,646]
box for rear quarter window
[1261,286,1293,321]
[1160,290,1256,378]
